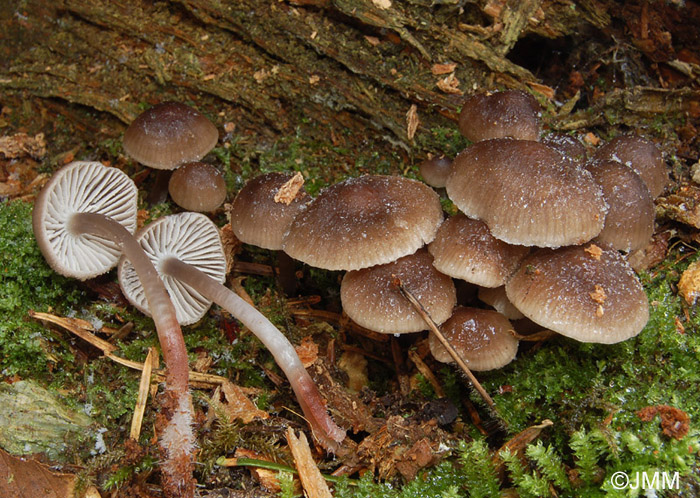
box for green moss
[0,200,83,378]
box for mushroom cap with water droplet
[428,307,519,371]
[505,244,649,344]
[446,139,607,248]
[458,90,541,142]
[282,175,443,271]
[123,102,218,170]
[118,212,227,325]
[340,249,456,334]
[32,161,138,280]
[230,172,310,250]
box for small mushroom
[458,90,541,142]
[33,161,195,496]
[282,175,443,271]
[592,134,668,198]
[427,213,529,287]
[477,286,525,320]
[419,154,452,188]
[505,244,649,344]
[168,162,227,212]
[585,159,655,252]
[428,307,519,371]
[119,212,345,450]
[340,249,456,334]
[446,138,607,248]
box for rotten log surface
[1,0,699,160]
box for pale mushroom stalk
[161,256,346,450]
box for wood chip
[274,171,305,205]
[584,243,603,260]
[406,104,419,141]
[287,428,332,498]
[295,336,319,368]
[589,284,607,305]
[678,259,700,305]
[431,63,457,75]
[435,73,463,94]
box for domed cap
[419,154,452,188]
[585,159,654,252]
[118,212,226,325]
[168,162,227,212]
[478,286,525,320]
[340,249,456,334]
[123,102,218,170]
[505,244,649,344]
[458,90,540,142]
[428,213,529,287]
[230,172,309,250]
[428,307,519,371]
[282,175,443,271]
[592,135,667,198]
[32,161,138,280]
[446,139,607,248]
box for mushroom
[505,243,649,344]
[585,159,655,252]
[592,134,668,198]
[428,307,519,371]
[282,175,443,271]
[446,138,608,248]
[168,162,227,212]
[419,154,452,188]
[458,90,541,142]
[427,213,529,287]
[340,248,456,334]
[541,132,588,166]
[123,101,219,204]
[32,161,195,496]
[477,286,525,320]
[118,212,346,450]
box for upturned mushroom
[32,161,195,497]
[119,212,346,450]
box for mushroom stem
[69,212,194,497]
[161,256,346,451]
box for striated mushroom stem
[69,212,194,497]
[162,256,346,450]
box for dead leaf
[435,73,463,95]
[0,448,75,498]
[287,428,332,498]
[211,380,269,424]
[296,336,319,368]
[678,259,700,305]
[0,132,46,159]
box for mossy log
[2,0,699,156]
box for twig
[130,347,158,440]
[393,277,495,408]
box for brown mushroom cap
[585,159,654,252]
[229,172,310,250]
[118,212,227,325]
[419,154,452,188]
[505,244,649,344]
[458,90,541,142]
[32,161,138,280]
[428,213,529,287]
[428,307,519,371]
[123,102,218,170]
[340,249,456,334]
[541,133,588,166]
[282,175,443,271]
[446,138,607,248]
[592,135,667,198]
[168,162,227,212]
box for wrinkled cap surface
[283,175,443,271]
[340,249,456,334]
[585,159,654,252]
[168,162,227,212]
[428,213,529,287]
[32,161,138,280]
[230,172,309,250]
[118,212,226,325]
[458,90,541,142]
[446,139,607,248]
[505,244,649,343]
[593,135,667,198]
[123,102,218,170]
[429,307,518,371]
